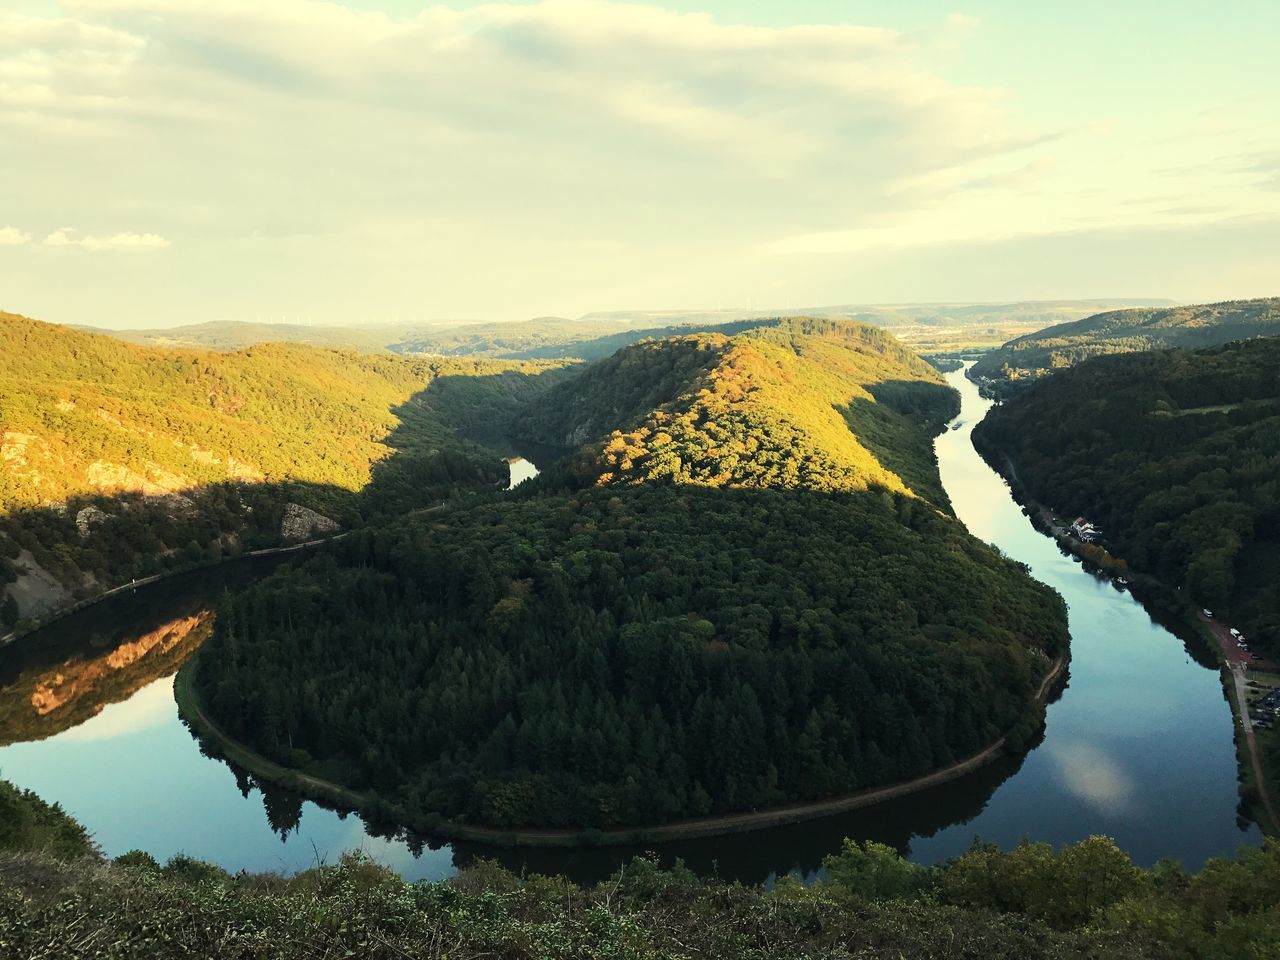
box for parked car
[1203,609,1214,618]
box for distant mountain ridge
[971,297,1280,394]
[68,298,1175,360]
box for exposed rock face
[5,549,70,620]
[280,503,339,541]
[75,506,112,537]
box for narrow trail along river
[0,369,1260,885]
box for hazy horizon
[2,1,1277,330]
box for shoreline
[176,650,1066,849]
[0,533,348,650]
[977,442,1279,837]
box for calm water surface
[0,373,1259,883]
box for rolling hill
[0,312,569,626]
[971,298,1280,395]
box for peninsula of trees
[192,319,1068,834]
[971,298,1280,396]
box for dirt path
[1199,612,1280,833]
[179,654,1066,848]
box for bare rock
[75,506,112,538]
[280,503,339,541]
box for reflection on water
[0,609,211,747]
[0,371,1262,883]
[1044,741,1136,815]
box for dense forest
[971,298,1280,395]
[5,786,1280,958]
[193,319,1067,832]
[0,313,569,626]
[974,337,1280,653]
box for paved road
[1199,611,1279,832]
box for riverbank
[176,649,1066,849]
[977,442,1279,837]
[0,532,348,650]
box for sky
[1,0,1278,329]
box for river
[0,370,1259,884]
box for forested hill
[193,318,1068,835]
[0,313,569,628]
[974,337,1280,654]
[519,318,959,507]
[971,298,1280,395]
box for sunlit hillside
[522,318,959,507]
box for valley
[0,360,1258,885]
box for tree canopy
[974,336,1280,652]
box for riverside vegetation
[192,319,1068,833]
[974,337,1280,656]
[4,781,1280,958]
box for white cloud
[0,1,1275,323]
[44,227,169,250]
[0,226,31,245]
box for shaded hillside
[193,319,1066,835]
[974,337,1280,653]
[0,313,569,625]
[971,298,1280,395]
[521,318,958,508]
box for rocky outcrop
[75,506,112,537]
[280,503,339,541]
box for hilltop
[520,318,959,506]
[190,318,1067,836]
[971,298,1280,395]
